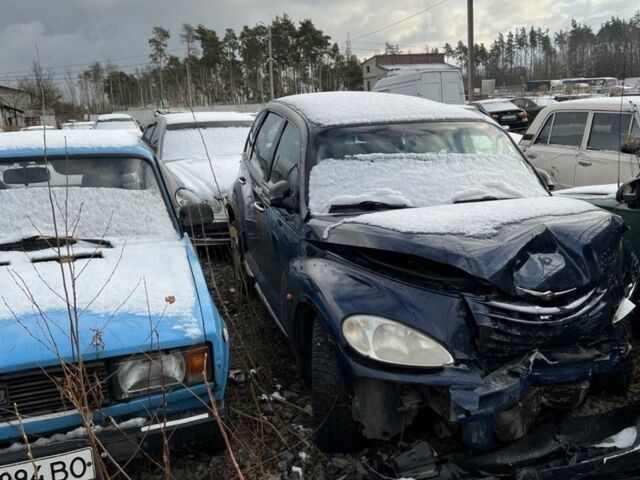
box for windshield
[162,121,252,162]
[95,119,138,130]
[0,157,177,245]
[309,121,547,215]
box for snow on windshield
[162,126,250,161]
[325,196,599,239]
[0,187,177,243]
[309,153,546,215]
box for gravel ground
[129,247,640,480]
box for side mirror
[179,202,214,229]
[269,180,296,211]
[535,168,556,192]
[616,178,640,207]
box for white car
[143,111,255,244]
[519,96,640,188]
[94,113,142,137]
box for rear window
[480,101,519,113]
[587,113,633,152]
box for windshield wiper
[329,201,412,213]
[453,196,514,204]
[0,236,113,252]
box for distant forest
[443,12,640,86]
[12,11,640,113]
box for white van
[373,64,465,105]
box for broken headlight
[113,346,210,399]
[342,315,454,368]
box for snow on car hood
[309,153,546,215]
[162,126,249,199]
[320,196,622,297]
[0,239,203,370]
[164,155,240,200]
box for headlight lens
[342,315,454,368]
[114,346,210,399]
[175,188,200,207]
[208,198,224,214]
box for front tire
[311,319,363,452]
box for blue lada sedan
[0,130,229,479]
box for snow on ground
[309,153,546,215]
[279,91,483,127]
[324,196,600,239]
[0,130,142,152]
[162,127,250,198]
[596,426,637,449]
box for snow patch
[554,184,619,197]
[309,153,546,215]
[279,91,483,127]
[596,426,637,449]
[325,196,599,239]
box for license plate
[0,448,95,480]
[502,114,517,121]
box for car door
[252,121,302,322]
[574,112,640,186]
[240,111,285,287]
[526,110,589,188]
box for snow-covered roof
[163,111,255,125]
[326,196,599,238]
[550,96,640,110]
[0,130,152,159]
[277,91,484,127]
[96,113,135,121]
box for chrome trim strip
[141,412,210,432]
[484,289,597,315]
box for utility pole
[467,0,475,101]
[268,26,275,100]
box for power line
[0,48,184,76]
[352,0,451,41]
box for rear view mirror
[179,202,214,229]
[616,178,640,207]
[621,138,640,155]
[269,180,296,211]
[3,166,50,185]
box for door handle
[238,176,247,185]
[526,151,537,159]
[253,201,266,213]
[578,159,592,167]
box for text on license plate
[502,114,517,120]
[0,448,95,480]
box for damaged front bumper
[342,332,633,450]
[364,404,640,479]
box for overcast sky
[0,0,636,82]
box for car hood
[313,196,626,297]
[0,239,205,373]
[164,155,241,200]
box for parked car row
[1,92,640,478]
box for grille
[0,361,111,422]
[467,288,616,363]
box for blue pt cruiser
[0,131,229,478]
[228,91,638,455]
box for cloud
[0,0,637,81]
